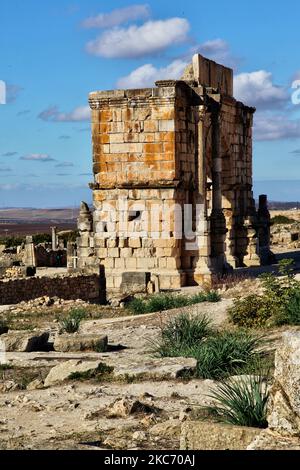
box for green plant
[0,364,13,371]
[229,259,300,328]
[126,291,221,315]
[271,215,296,225]
[205,374,269,428]
[154,313,213,357]
[60,308,87,333]
[154,313,265,380]
[194,330,264,380]
[274,288,300,326]
[228,295,272,328]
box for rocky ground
[0,274,297,450]
[0,295,244,450]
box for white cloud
[38,105,90,122]
[254,113,300,141]
[117,59,188,89]
[86,18,190,59]
[82,4,151,29]
[20,154,56,162]
[234,70,288,110]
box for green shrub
[205,374,269,428]
[274,288,300,326]
[155,314,212,357]
[60,308,87,333]
[154,313,265,380]
[229,259,300,328]
[228,295,272,328]
[194,330,264,380]
[271,215,296,225]
[127,291,221,315]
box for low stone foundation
[0,274,101,305]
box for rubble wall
[0,274,100,305]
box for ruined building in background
[70,54,272,299]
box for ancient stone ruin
[71,54,271,299]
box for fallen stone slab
[44,359,111,387]
[113,357,197,380]
[180,421,262,450]
[54,334,108,353]
[247,429,300,450]
[0,331,50,352]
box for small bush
[228,295,272,328]
[194,330,264,380]
[60,308,87,333]
[271,215,296,225]
[155,314,212,357]
[127,291,221,315]
[229,259,300,328]
[274,288,300,326]
[205,374,269,428]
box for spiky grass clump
[156,313,212,357]
[205,374,269,428]
[60,308,87,334]
[154,313,265,380]
[194,330,264,380]
[127,291,221,315]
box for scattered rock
[108,397,160,418]
[0,381,19,393]
[26,379,44,391]
[180,421,262,450]
[149,419,181,438]
[132,431,147,442]
[54,334,108,353]
[44,360,109,387]
[1,331,50,352]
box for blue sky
[0,0,300,207]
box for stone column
[25,236,36,268]
[193,105,214,286]
[209,106,227,273]
[51,227,58,251]
[257,194,274,265]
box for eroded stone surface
[180,421,261,450]
[1,331,50,352]
[54,334,108,353]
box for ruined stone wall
[0,274,100,305]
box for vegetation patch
[59,308,87,333]
[228,259,300,328]
[68,363,114,382]
[154,314,267,380]
[204,374,269,428]
[127,291,220,315]
[271,214,296,225]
